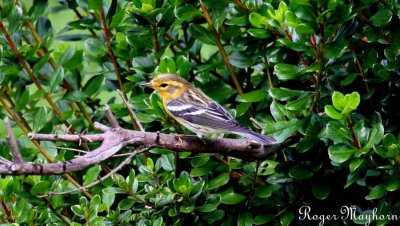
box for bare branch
[117,89,144,131]
[27,133,104,143]
[5,117,23,163]
[104,105,119,128]
[1,105,298,176]
[39,148,149,197]
[1,122,296,175]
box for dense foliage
[1,0,400,225]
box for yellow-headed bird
[144,74,275,144]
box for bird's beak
[139,81,153,88]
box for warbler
[144,74,275,144]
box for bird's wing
[165,100,242,132]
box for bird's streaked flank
[144,74,275,144]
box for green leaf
[176,56,191,77]
[31,181,51,195]
[83,75,105,97]
[331,91,360,116]
[328,144,356,163]
[324,38,348,59]
[366,184,386,200]
[84,165,101,186]
[383,133,397,149]
[196,194,221,212]
[159,57,176,74]
[180,203,195,213]
[71,205,84,217]
[32,52,51,73]
[332,91,346,111]
[385,178,400,191]
[118,198,134,210]
[295,23,314,34]
[285,93,312,111]
[371,9,392,26]
[345,92,361,111]
[268,87,303,101]
[270,101,286,121]
[325,105,343,120]
[33,107,46,132]
[349,158,365,172]
[64,90,88,102]
[297,136,319,153]
[175,5,202,20]
[312,184,330,200]
[249,12,269,28]
[254,185,273,198]
[228,51,254,68]
[88,0,103,10]
[15,90,30,112]
[254,214,273,225]
[364,123,384,149]
[221,192,246,205]
[207,172,230,190]
[49,67,64,93]
[189,24,215,45]
[191,155,210,167]
[280,211,294,226]
[274,64,301,80]
[325,121,352,145]
[248,28,271,39]
[288,166,313,179]
[84,38,108,56]
[238,90,268,102]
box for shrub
[0,0,399,225]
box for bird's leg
[196,133,207,144]
[174,134,184,146]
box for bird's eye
[160,83,168,88]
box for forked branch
[0,106,297,175]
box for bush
[0,0,399,225]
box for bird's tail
[234,127,275,145]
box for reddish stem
[310,34,322,62]
[284,29,309,66]
[346,117,361,149]
[0,201,14,223]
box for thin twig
[0,157,12,164]
[231,0,251,13]
[5,117,23,163]
[43,198,71,226]
[346,117,361,149]
[65,0,98,38]
[50,146,88,154]
[151,21,160,60]
[163,33,231,85]
[284,28,308,66]
[117,89,144,131]
[104,105,120,128]
[99,8,127,99]
[0,20,75,132]
[199,0,244,95]
[0,201,14,223]
[350,45,370,92]
[0,97,93,199]
[264,58,274,88]
[39,148,148,197]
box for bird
[143,74,275,145]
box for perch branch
[0,107,298,175]
[39,148,149,197]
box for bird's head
[144,74,192,101]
